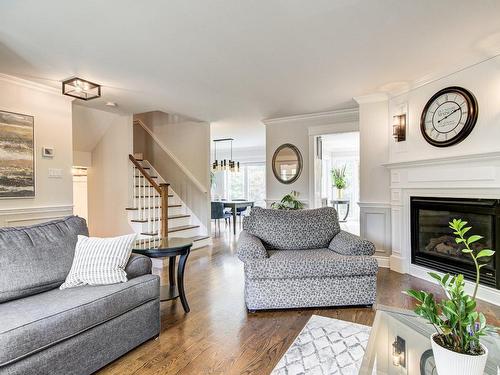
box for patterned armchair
[237,207,378,310]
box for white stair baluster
[148,183,152,234]
[142,171,146,222]
[133,166,137,209]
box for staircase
[126,154,210,253]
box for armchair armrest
[125,253,152,279]
[328,230,375,256]
[237,230,268,263]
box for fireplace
[411,197,499,289]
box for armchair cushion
[244,248,378,279]
[237,231,268,262]
[328,230,376,256]
[243,207,341,250]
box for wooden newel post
[160,183,169,238]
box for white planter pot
[430,333,488,375]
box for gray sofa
[237,207,378,310]
[0,216,160,375]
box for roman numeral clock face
[420,86,478,147]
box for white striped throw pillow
[60,233,137,289]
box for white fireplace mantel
[385,151,500,305]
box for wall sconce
[62,77,101,100]
[392,336,406,368]
[392,114,406,142]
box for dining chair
[211,201,231,236]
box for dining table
[222,200,254,234]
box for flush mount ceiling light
[62,77,101,100]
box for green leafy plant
[407,219,496,355]
[331,165,347,190]
[271,191,304,210]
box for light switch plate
[48,168,63,178]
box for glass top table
[359,306,499,375]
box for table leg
[232,205,237,235]
[177,250,190,313]
[343,203,350,221]
[168,256,176,286]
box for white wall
[0,75,73,226]
[134,111,211,232]
[135,111,210,188]
[72,175,88,221]
[264,110,359,207]
[358,100,391,204]
[265,120,310,205]
[356,98,392,261]
[75,106,133,236]
[388,56,500,163]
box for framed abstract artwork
[0,110,35,198]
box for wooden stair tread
[168,225,199,233]
[130,214,190,223]
[135,194,174,198]
[134,185,172,189]
[169,214,191,219]
[136,175,158,179]
[125,204,182,210]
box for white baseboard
[374,255,390,268]
[389,254,408,274]
[410,264,499,306]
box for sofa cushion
[0,274,159,367]
[0,216,88,303]
[60,233,136,289]
[244,248,378,280]
[243,207,341,250]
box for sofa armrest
[328,230,376,256]
[125,253,152,279]
[237,230,268,263]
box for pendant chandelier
[212,138,240,172]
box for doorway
[72,167,88,223]
[315,132,360,235]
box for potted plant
[407,219,496,375]
[331,165,347,199]
[271,191,304,210]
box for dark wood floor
[99,228,500,375]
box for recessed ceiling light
[105,102,117,107]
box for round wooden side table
[132,237,193,313]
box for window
[247,165,265,207]
[228,169,245,199]
[214,163,266,207]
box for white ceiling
[1,0,500,149]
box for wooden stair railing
[129,154,169,237]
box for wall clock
[420,86,478,147]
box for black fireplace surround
[411,197,499,289]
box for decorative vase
[430,333,488,375]
[336,188,343,199]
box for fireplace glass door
[411,197,499,289]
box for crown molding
[263,108,358,126]
[0,73,63,96]
[353,93,388,104]
[382,151,500,169]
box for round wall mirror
[272,143,303,184]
